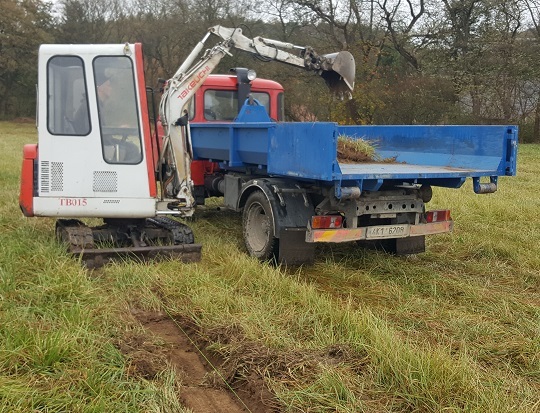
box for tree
[378,0,426,70]
[0,0,54,118]
[522,0,540,141]
[56,0,126,43]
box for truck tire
[243,191,278,260]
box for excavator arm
[158,26,356,216]
[208,26,355,94]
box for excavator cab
[23,43,157,219]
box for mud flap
[358,236,425,255]
[394,236,425,255]
[278,228,315,266]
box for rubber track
[146,217,195,245]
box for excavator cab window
[204,90,270,121]
[93,56,143,165]
[47,56,90,136]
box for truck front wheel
[242,191,278,260]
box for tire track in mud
[123,309,276,413]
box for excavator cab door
[33,44,157,218]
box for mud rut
[120,309,276,413]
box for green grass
[1,121,539,412]
[337,135,379,161]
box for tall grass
[0,123,186,412]
[1,121,539,412]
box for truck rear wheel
[243,191,278,260]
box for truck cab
[189,73,284,122]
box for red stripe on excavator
[19,144,37,217]
[135,43,157,198]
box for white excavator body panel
[34,43,156,218]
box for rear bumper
[306,221,453,243]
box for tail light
[311,215,343,229]
[425,210,451,223]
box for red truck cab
[189,74,284,122]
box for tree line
[2,0,540,142]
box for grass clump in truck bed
[337,135,398,163]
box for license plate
[366,224,409,239]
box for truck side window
[204,90,236,120]
[47,56,90,136]
[93,56,143,165]
[186,97,195,120]
[277,92,284,121]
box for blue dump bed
[190,104,518,194]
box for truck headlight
[247,70,257,81]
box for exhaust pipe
[319,51,356,98]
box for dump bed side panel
[190,120,338,180]
[267,122,337,180]
[338,125,518,177]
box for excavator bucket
[319,51,356,98]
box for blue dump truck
[191,103,518,265]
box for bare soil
[119,309,277,413]
[118,306,374,412]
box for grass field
[0,121,538,412]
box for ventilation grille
[40,161,64,192]
[103,199,121,204]
[51,162,64,191]
[40,161,49,193]
[93,171,118,192]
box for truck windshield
[204,90,270,120]
[93,56,143,164]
